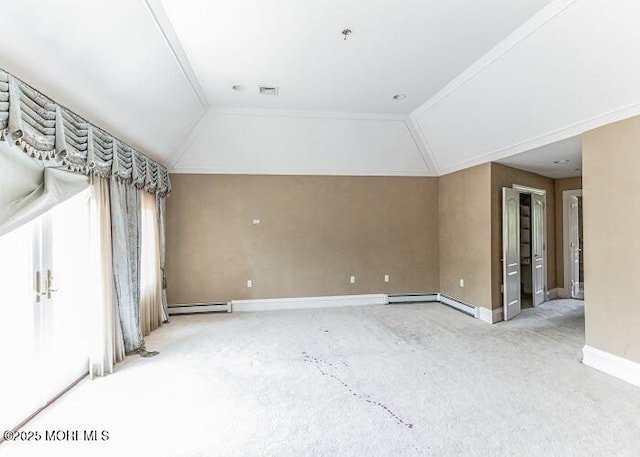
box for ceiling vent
[259,86,279,95]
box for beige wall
[438,164,493,308]
[490,163,556,310]
[166,174,440,304]
[166,165,567,314]
[554,177,582,290]
[583,116,640,363]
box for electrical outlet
[252,219,261,224]
[459,279,464,287]
[247,279,253,288]
[384,274,390,283]
[350,276,356,284]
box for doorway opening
[502,185,547,321]
[519,193,533,309]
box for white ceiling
[496,136,582,179]
[3,0,640,175]
[160,0,554,114]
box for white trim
[170,167,435,177]
[478,307,504,324]
[563,189,583,299]
[582,345,640,387]
[546,288,559,300]
[404,116,439,174]
[144,0,209,109]
[231,294,387,312]
[512,185,548,307]
[410,0,577,119]
[512,184,546,196]
[167,107,212,169]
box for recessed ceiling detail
[159,0,555,113]
[4,1,640,176]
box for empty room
[1,0,640,456]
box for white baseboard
[547,288,560,300]
[231,294,387,312]
[582,345,640,387]
[478,306,504,324]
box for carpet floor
[3,299,640,456]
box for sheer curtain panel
[140,191,164,335]
[158,196,169,323]
[89,176,125,378]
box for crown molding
[166,107,213,170]
[410,0,577,120]
[170,167,436,177]
[404,116,440,174]
[144,0,209,109]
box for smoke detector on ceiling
[259,86,279,95]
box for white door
[569,196,582,299]
[0,192,90,431]
[503,187,521,320]
[0,220,42,432]
[44,193,91,399]
[531,194,546,306]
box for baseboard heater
[387,293,478,318]
[168,302,231,315]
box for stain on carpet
[302,351,414,429]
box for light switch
[384,274,390,283]
[350,276,356,284]
[247,279,253,288]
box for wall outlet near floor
[252,219,261,224]
[247,279,253,288]
[384,274,390,283]
[459,279,464,287]
[350,276,356,284]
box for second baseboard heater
[388,293,478,318]
[168,302,231,315]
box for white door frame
[562,189,583,298]
[512,184,547,305]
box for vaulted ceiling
[2,0,640,177]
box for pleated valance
[0,69,170,196]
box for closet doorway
[502,185,547,321]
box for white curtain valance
[0,69,170,196]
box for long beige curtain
[140,190,164,336]
[89,176,125,378]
